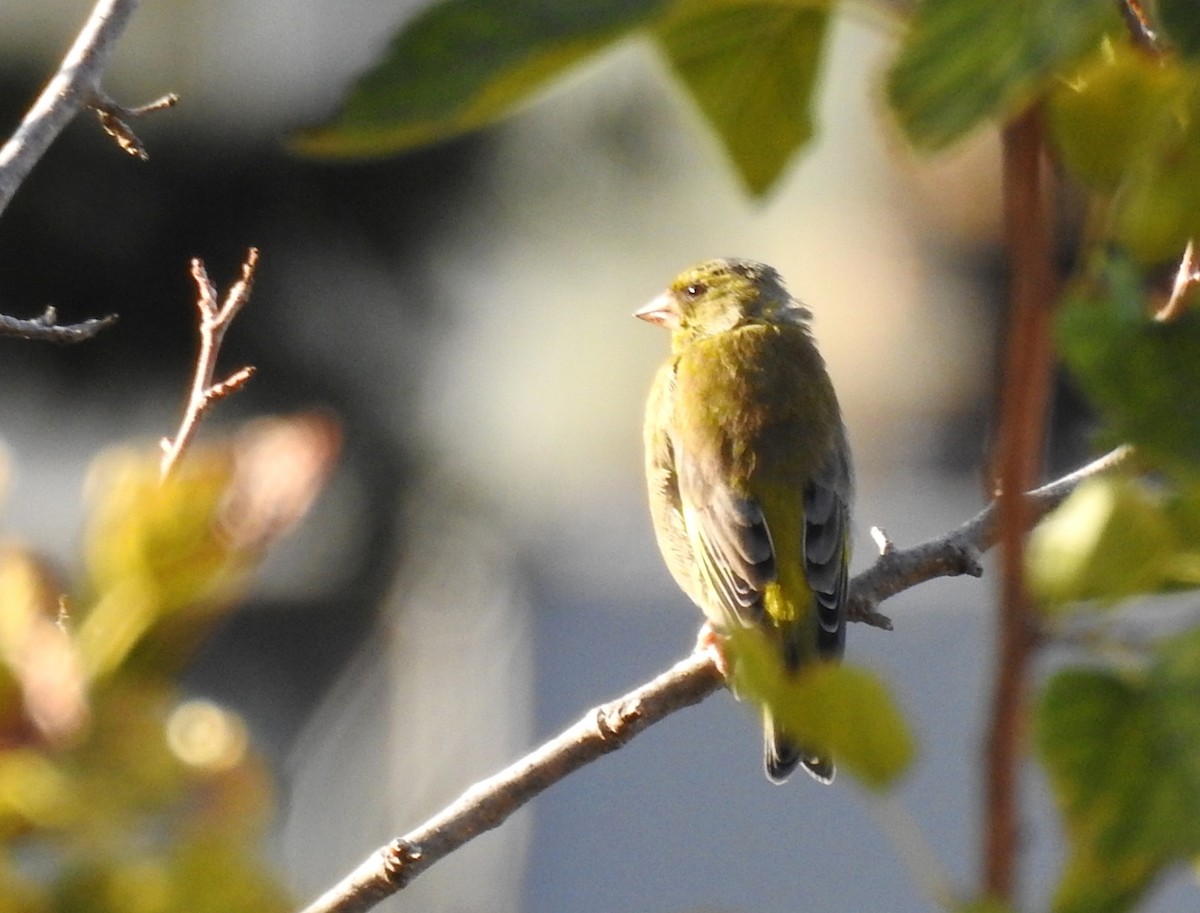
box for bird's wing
[678,453,775,628]
[803,432,851,658]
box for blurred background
[0,1,1167,912]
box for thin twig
[160,248,260,480]
[1118,0,1160,55]
[295,445,1132,913]
[0,306,117,344]
[846,446,1133,628]
[1156,239,1198,323]
[0,0,142,216]
[89,89,179,161]
[984,106,1057,903]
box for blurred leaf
[55,858,174,913]
[0,858,49,913]
[1039,631,1200,913]
[887,0,1115,150]
[726,627,914,788]
[219,413,342,554]
[53,839,288,913]
[1027,475,1174,608]
[0,419,327,910]
[82,446,237,622]
[78,415,339,679]
[956,900,1018,913]
[0,749,75,834]
[65,682,187,837]
[164,836,290,913]
[0,545,88,744]
[1159,0,1200,58]
[1058,255,1200,469]
[1114,88,1200,263]
[654,2,829,195]
[1048,45,1188,190]
[293,0,665,156]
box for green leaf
[1027,475,1175,608]
[1038,633,1200,913]
[887,0,1116,150]
[653,2,830,195]
[1114,87,1200,263]
[1048,45,1188,191]
[725,627,914,789]
[1058,254,1200,469]
[293,0,666,157]
[1041,662,1190,911]
[1159,0,1200,59]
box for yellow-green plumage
[639,258,852,783]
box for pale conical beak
[634,291,681,328]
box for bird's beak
[635,291,681,329]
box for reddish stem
[984,106,1057,901]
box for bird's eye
[683,282,707,299]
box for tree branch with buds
[160,248,259,480]
[0,306,117,344]
[0,0,175,216]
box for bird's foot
[695,622,732,680]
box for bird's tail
[764,713,834,785]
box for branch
[1157,239,1198,323]
[295,446,1132,913]
[0,305,117,344]
[983,106,1059,903]
[0,0,174,217]
[300,653,724,913]
[160,249,259,480]
[1117,0,1161,55]
[88,88,179,161]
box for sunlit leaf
[78,415,339,679]
[887,0,1116,150]
[654,2,829,195]
[1048,46,1188,190]
[1027,475,1174,608]
[294,0,665,156]
[166,836,291,913]
[0,749,75,834]
[1114,95,1200,263]
[725,627,914,788]
[1039,631,1200,913]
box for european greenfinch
[638,258,852,784]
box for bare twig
[1157,239,1198,323]
[160,249,259,480]
[1118,0,1160,55]
[296,445,1132,913]
[0,0,148,216]
[845,446,1132,628]
[89,89,179,160]
[0,306,117,344]
[300,652,725,913]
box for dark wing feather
[679,454,774,627]
[803,427,852,658]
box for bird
[637,257,852,784]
